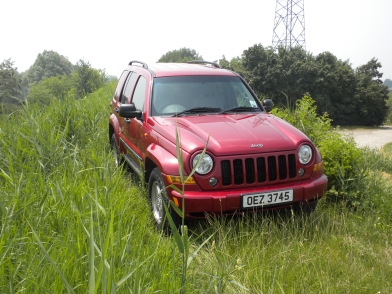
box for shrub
[271,94,332,146]
[272,94,392,212]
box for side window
[121,72,138,104]
[131,76,147,111]
[113,70,129,101]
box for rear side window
[121,72,138,104]
[131,76,147,111]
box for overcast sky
[1,0,391,80]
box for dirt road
[337,126,392,150]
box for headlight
[192,153,213,174]
[298,145,312,164]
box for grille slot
[221,154,297,186]
[221,160,231,185]
[233,159,243,184]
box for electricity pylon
[272,0,306,50]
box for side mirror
[119,103,142,119]
[263,99,274,112]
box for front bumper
[169,174,328,218]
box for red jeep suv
[109,60,327,230]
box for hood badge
[251,144,264,148]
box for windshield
[151,76,261,116]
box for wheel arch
[109,114,120,144]
[109,124,115,144]
[144,157,157,184]
[144,144,180,182]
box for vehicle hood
[151,113,311,156]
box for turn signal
[172,197,179,207]
[166,175,196,184]
[314,160,324,171]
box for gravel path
[337,126,392,150]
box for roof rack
[128,60,148,69]
[187,60,221,69]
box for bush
[271,94,332,146]
[273,94,391,212]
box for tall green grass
[1,83,391,293]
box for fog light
[298,168,305,177]
[209,177,218,187]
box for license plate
[242,189,293,208]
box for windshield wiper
[217,106,260,114]
[172,107,221,117]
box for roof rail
[128,60,148,69]
[187,60,221,69]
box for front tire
[294,201,318,215]
[110,134,122,167]
[148,167,181,232]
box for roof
[128,62,237,78]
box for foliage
[0,58,22,104]
[26,60,108,104]
[272,94,332,145]
[311,52,357,125]
[354,58,390,126]
[318,132,363,187]
[386,92,392,124]
[158,48,203,63]
[218,55,245,76]
[27,75,72,105]
[163,127,222,293]
[71,59,107,98]
[272,94,382,211]
[383,142,392,156]
[19,72,30,100]
[240,45,315,103]
[240,44,389,126]
[273,94,361,189]
[26,50,73,85]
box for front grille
[221,154,296,186]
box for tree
[353,58,389,126]
[158,48,202,63]
[310,52,357,125]
[26,50,73,84]
[218,55,245,76]
[27,59,108,104]
[241,44,278,99]
[72,59,107,98]
[273,46,313,104]
[241,44,312,105]
[240,45,389,126]
[0,58,22,104]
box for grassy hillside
[1,82,391,293]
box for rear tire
[148,167,181,232]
